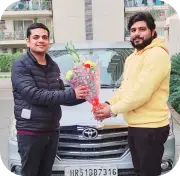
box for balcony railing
[146,4,177,19]
[0,31,25,40]
[166,6,177,17]
[0,31,54,41]
[125,0,165,8]
[5,1,52,11]
[125,0,177,18]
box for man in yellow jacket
[94,12,170,176]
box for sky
[0,0,14,9]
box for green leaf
[169,52,180,113]
[0,52,21,72]
[65,41,80,63]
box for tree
[169,53,180,114]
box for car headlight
[9,116,17,142]
[168,111,174,136]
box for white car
[8,41,175,176]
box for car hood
[60,89,128,128]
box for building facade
[0,0,53,53]
[0,0,174,53]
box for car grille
[57,126,128,160]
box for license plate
[65,166,118,176]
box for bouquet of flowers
[65,42,103,112]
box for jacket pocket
[30,105,53,122]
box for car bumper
[8,135,175,175]
[8,169,176,176]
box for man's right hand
[101,102,110,108]
[93,102,110,115]
[74,85,89,99]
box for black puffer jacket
[11,50,84,132]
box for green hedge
[169,53,180,114]
[0,53,21,72]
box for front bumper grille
[57,126,128,160]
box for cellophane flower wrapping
[65,42,102,112]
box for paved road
[0,79,13,168]
[0,78,179,170]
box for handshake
[74,85,113,121]
[93,103,112,121]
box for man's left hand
[94,106,111,121]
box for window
[12,48,17,54]
[125,0,136,7]
[0,20,5,25]
[125,17,130,37]
[156,27,164,36]
[37,19,52,31]
[13,20,32,39]
[2,48,8,53]
[126,16,130,29]
[12,48,24,54]
[13,20,33,32]
[0,20,6,31]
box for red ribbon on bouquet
[90,97,104,113]
[84,64,91,68]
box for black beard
[130,36,153,50]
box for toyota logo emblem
[82,128,98,139]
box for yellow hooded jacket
[109,38,171,128]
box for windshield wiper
[101,84,117,88]
[64,84,119,88]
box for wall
[168,18,180,56]
[3,19,14,32]
[52,0,125,43]
[92,0,124,42]
[52,0,86,43]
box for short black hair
[26,23,50,38]
[128,12,156,31]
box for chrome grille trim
[57,148,126,156]
[59,131,128,140]
[58,140,127,148]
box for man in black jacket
[11,23,88,176]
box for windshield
[48,48,133,87]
